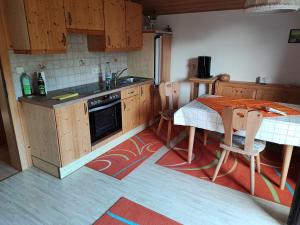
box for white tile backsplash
[9,34,128,98]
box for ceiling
[134,0,245,15]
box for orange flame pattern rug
[156,133,298,207]
[86,123,184,180]
[94,197,182,225]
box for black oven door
[88,100,122,143]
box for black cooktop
[62,82,114,96]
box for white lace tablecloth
[174,97,300,147]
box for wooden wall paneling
[104,0,126,49]
[88,0,105,32]
[46,0,67,52]
[125,1,142,49]
[161,34,172,82]
[3,0,31,51]
[137,0,244,15]
[127,32,155,78]
[0,5,29,170]
[22,103,61,167]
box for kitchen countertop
[19,77,153,109]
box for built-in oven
[88,91,122,144]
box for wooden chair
[156,82,180,147]
[212,107,266,195]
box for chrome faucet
[112,68,128,84]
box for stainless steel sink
[118,76,146,84]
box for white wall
[157,10,300,104]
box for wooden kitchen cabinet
[125,1,142,49]
[55,101,91,166]
[4,0,67,54]
[22,100,91,170]
[64,0,104,34]
[122,95,140,133]
[139,84,152,125]
[87,0,143,51]
[88,0,126,51]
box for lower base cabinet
[121,83,154,134]
[122,94,140,133]
[22,100,91,167]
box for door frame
[0,0,31,170]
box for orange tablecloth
[197,97,300,117]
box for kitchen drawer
[121,86,140,99]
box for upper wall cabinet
[4,0,67,54]
[87,0,142,52]
[64,0,104,34]
[125,1,142,49]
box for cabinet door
[55,101,91,166]
[64,0,89,31]
[104,0,126,49]
[24,0,49,51]
[88,0,105,31]
[139,84,152,125]
[122,95,139,133]
[125,1,142,49]
[46,0,67,52]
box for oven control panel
[88,92,121,108]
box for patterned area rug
[94,197,182,225]
[86,123,184,180]
[156,133,298,207]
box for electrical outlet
[16,67,24,74]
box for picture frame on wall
[288,29,300,43]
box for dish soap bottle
[20,72,32,96]
[105,62,112,84]
[37,72,47,96]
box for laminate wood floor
[0,136,290,225]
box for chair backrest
[159,82,180,111]
[221,107,263,153]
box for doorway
[0,65,18,181]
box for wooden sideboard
[214,80,300,104]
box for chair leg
[256,154,261,174]
[212,150,227,182]
[166,120,172,147]
[156,117,164,135]
[224,151,230,164]
[203,130,208,145]
[250,156,255,195]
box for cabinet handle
[84,103,87,115]
[62,33,66,46]
[141,87,143,96]
[107,36,111,46]
[128,91,134,95]
[124,102,126,110]
[68,12,72,26]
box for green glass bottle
[37,72,47,96]
[20,73,32,96]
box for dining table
[174,95,300,190]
